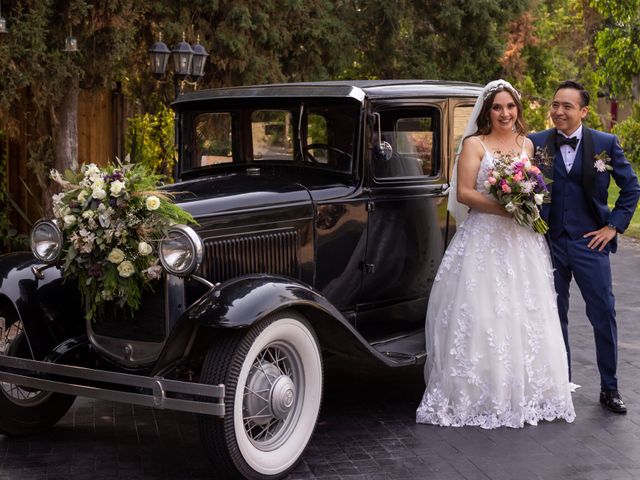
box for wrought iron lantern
[190,36,209,80]
[148,33,171,79]
[148,32,208,98]
[64,26,78,52]
[0,1,8,34]
[171,34,194,80]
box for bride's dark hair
[473,86,527,137]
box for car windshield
[187,100,361,174]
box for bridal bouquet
[50,159,195,320]
[484,149,551,234]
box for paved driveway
[1,238,640,480]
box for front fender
[185,274,344,328]
[0,252,84,359]
[179,274,404,366]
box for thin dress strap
[477,138,489,154]
[520,138,527,159]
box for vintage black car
[0,80,480,479]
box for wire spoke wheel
[0,307,75,436]
[242,343,303,448]
[199,310,323,479]
[0,318,49,406]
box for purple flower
[104,171,123,183]
[87,263,103,278]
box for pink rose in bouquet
[484,148,552,234]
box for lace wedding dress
[416,147,576,429]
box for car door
[356,100,449,341]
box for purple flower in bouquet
[484,151,551,234]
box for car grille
[91,288,166,342]
[200,229,300,283]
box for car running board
[370,330,426,365]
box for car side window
[374,108,440,179]
[453,105,475,153]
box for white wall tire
[198,310,322,479]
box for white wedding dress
[416,147,576,429]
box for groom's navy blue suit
[529,127,640,391]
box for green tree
[590,0,640,100]
[503,0,602,131]
[124,1,358,109]
[343,0,527,82]
[0,0,141,210]
[613,102,640,166]
[126,103,175,178]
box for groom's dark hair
[556,80,590,107]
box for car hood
[162,172,313,219]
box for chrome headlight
[30,220,63,263]
[159,225,203,277]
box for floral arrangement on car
[484,148,552,234]
[50,159,195,321]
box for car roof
[172,80,482,108]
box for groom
[530,80,640,414]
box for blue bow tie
[556,134,579,150]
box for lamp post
[148,33,209,179]
[148,33,209,99]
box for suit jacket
[529,127,640,253]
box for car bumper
[0,355,225,416]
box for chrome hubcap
[242,343,303,450]
[270,375,296,419]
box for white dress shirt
[558,125,583,173]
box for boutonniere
[594,151,613,172]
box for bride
[416,80,575,428]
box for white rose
[77,190,89,203]
[107,248,125,264]
[84,164,100,177]
[483,180,491,191]
[117,260,135,278]
[505,202,517,213]
[92,178,105,190]
[92,187,107,200]
[82,210,94,219]
[63,214,77,228]
[534,193,544,205]
[110,180,126,197]
[138,241,153,256]
[145,195,161,211]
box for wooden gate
[1,84,127,241]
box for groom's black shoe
[600,390,627,414]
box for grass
[608,165,640,239]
